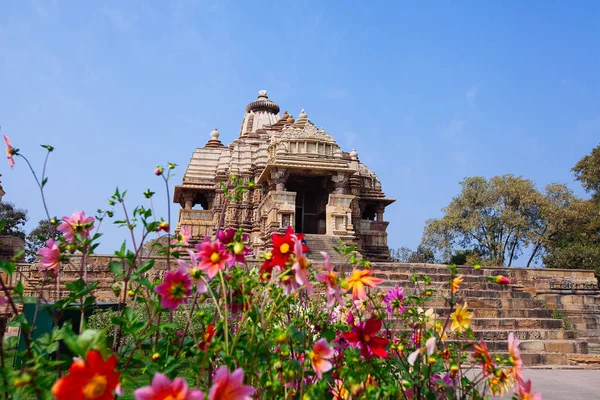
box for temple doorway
[286,175,329,234]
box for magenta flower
[134,372,204,400]
[315,252,343,307]
[196,238,232,279]
[0,296,7,305]
[154,268,192,310]
[208,367,255,400]
[178,250,207,294]
[310,338,335,379]
[217,228,252,266]
[38,238,61,272]
[3,135,15,168]
[292,235,312,293]
[383,285,405,316]
[154,166,164,176]
[57,211,95,243]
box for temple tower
[174,91,395,260]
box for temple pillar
[182,192,195,210]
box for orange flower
[51,350,120,400]
[473,340,495,376]
[347,269,384,300]
[450,275,463,293]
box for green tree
[25,219,61,263]
[421,175,545,266]
[0,201,28,239]
[390,245,435,264]
[572,144,600,201]
[540,145,600,271]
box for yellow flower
[450,302,473,333]
[489,369,514,396]
[450,275,463,293]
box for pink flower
[38,238,61,271]
[196,238,232,279]
[208,367,255,400]
[178,250,207,294]
[310,338,334,379]
[516,379,542,400]
[275,265,301,295]
[217,228,252,266]
[0,296,7,305]
[508,332,523,382]
[291,234,312,293]
[3,135,15,168]
[154,268,192,310]
[172,225,192,248]
[315,252,343,307]
[134,372,204,400]
[407,337,436,366]
[57,211,95,243]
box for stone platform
[3,256,600,367]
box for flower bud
[108,200,115,206]
[50,218,58,225]
[151,353,160,362]
[14,373,32,388]
[450,364,459,377]
[66,243,77,254]
[425,289,433,297]
[428,356,437,365]
[233,242,244,255]
[158,221,169,232]
[154,166,163,176]
[128,290,135,297]
[275,332,288,344]
[168,162,176,169]
[474,264,481,270]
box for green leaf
[41,177,48,187]
[0,259,15,275]
[0,220,6,233]
[14,281,24,297]
[136,260,155,274]
[108,261,123,275]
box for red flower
[271,226,307,268]
[51,350,120,400]
[198,323,216,351]
[341,314,389,358]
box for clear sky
[1,1,599,266]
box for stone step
[474,339,587,354]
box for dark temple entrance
[286,175,329,234]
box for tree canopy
[421,175,545,266]
[0,202,28,239]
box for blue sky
[1,1,599,266]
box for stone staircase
[303,234,348,265]
[372,263,600,367]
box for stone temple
[174,90,395,260]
